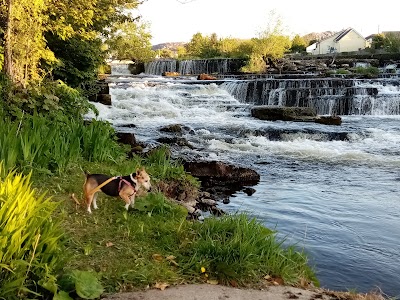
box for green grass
[29,158,318,295]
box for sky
[136,0,399,45]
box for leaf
[53,291,74,300]
[166,255,179,266]
[152,253,163,262]
[154,282,169,291]
[206,280,219,285]
[106,242,114,247]
[39,276,58,294]
[71,270,104,299]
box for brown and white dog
[83,168,152,213]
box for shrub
[0,164,65,299]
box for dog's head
[134,167,152,192]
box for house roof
[334,28,353,41]
[318,27,366,43]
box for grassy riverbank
[0,114,318,298]
[32,157,318,296]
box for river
[88,70,400,297]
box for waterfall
[144,58,246,75]
[220,79,400,115]
[144,60,178,74]
[111,64,132,75]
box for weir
[220,78,400,115]
[111,62,400,116]
[144,58,246,75]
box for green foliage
[0,165,65,299]
[184,32,223,59]
[371,34,386,50]
[352,66,379,77]
[383,32,400,53]
[290,35,307,53]
[3,80,95,120]
[186,214,318,286]
[57,270,104,299]
[0,116,125,175]
[46,34,106,92]
[106,20,155,62]
[159,48,175,59]
[141,145,200,186]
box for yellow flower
[201,267,206,273]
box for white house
[307,28,367,55]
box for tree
[0,0,144,85]
[159,48,174,58]
[46,34,105,90]
[185,32,206,58]
[383,32,400,53]
[243,10,290,73]
[1,0,56,86]
[106,20,155,62]
[371,34,385,50]
[290,34,306,53]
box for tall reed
[0,115,125,175]
[0,164,65,299]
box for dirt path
[102,284,334,300]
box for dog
[83,168,152,213]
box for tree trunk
[4,0,14,81]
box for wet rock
[116,123,136,129]
[315,115,342,126]
[162,71,180,77]
[251,106,317,121]
[116,132,146,156]
[159,124,183,134]
[198,73,217,80]
[157,137,194,149]
[183,160,260,186]
[95,94,112,105]
[243,187,256,196]
[116,132,137,147]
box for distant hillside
[152,42,187,51]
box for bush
[0,165,65,299]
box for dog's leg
[130,195,135,208]
[86,194,93,214]
[119,187,136,211]
[92,192,99,210]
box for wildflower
[201,267,206,273]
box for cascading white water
[110,64,132,75]
[220,79,400,115]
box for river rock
[251,106,317,121]
[162,71,180,77]
[159,124,184,134]
[315,115,342,125]
[198,73,217,80]
[94,94,112,105]
[183,160,260,186]
[157,137,194,149]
